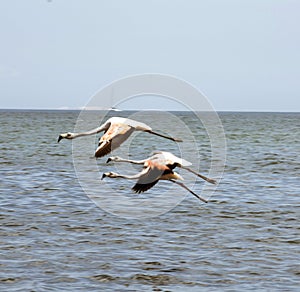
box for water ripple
[0,111,299,291]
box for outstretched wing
[95,123,135,157]
[132,179,160,193]
[131,164,167,193]
[95,140,113,158]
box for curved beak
[57,135,63,143]
[101,173,107,180]
[106,158,111,163]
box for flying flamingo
[102,151,216,203]
[106,151,217,184]
[58,117,182,158]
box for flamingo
[106,151,217,185]
[57,117,182,158]
[102,151,216,203]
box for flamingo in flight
[58,117,182,158]
[102,151,216,203]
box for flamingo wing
[131,162,171,193]
[132,178,160,193]
[95,123,134,157]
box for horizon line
[0,107,299,113]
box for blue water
[1,110,299,291]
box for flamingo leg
[145,130,183,142]
[169,179,208,203]
[181,166,217,185]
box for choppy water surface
[1,110,299,291]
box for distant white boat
[109,106,122,112]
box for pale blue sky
[0,0,299,111]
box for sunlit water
[1,110,299,291]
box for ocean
[1,110,299,291]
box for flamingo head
[57,132,75,142]
[101,172,118,180]
[106,156,122,163]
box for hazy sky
[0,0,299,111]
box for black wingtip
[94,141,112,158]
[57,135,63,143]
